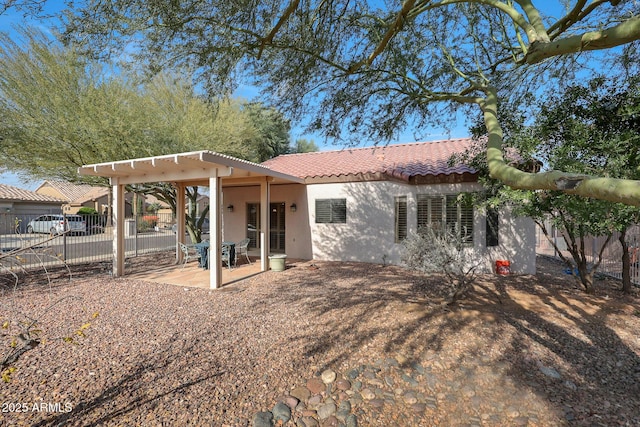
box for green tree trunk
[481,87,640,206]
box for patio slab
[126,257,263,289]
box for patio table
[193,241,235,270]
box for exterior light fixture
[227,204,234,212]
[290,203,297,212]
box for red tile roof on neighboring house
[36,180,109,203]
[0,184,65,203]
[262,138,477,183]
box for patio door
[246,202,285,252]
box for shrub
[402,226,481,304]
[77,207,98,215]
[137,215,159,232]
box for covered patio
[78,150,304,289]
[126,254,265,289]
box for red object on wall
[496,260,511,275]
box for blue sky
[0,3,470,190]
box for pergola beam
[78,150,302,289]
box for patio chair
[179,242,199,268]
[235,238,251,265]
[221,243,233,270]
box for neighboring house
[35,180,134,216]
[0,183,65,234]
[220,139,536,274]
[195,194,210,217]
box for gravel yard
[1,254,639,426]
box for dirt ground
[1,254,639,426]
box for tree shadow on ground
[252,257,640,425]
[32,332,226,427]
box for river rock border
[253,356,433,427]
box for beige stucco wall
[221,184,313,259]
[221,180,536,274]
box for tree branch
[412,0,539,42]
[481,85,640,206]
[257,0,300,60]
[547,0,608,40]
[525,16,640,64]
[348,0,417,73]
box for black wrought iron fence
[0,212,182,273]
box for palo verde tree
[53,0,640,204]
[461,75,640,293]
[520,76,640,293]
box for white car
[26,214,87,235]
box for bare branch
[257,0,300,60]
[348,0,417,73]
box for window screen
[315,199,347,223]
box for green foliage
[0,28,297,221]
[293,139,319,154]
[0,28,293,185]
[56,1,637,142]
[463,76,640,292]
[53,0,640,204]
[242,102,292,162]
[77,207,98,215]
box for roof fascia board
[78,150,303,185]
[107,166,233,186]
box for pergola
[78,150,304,289]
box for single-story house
[35,180,134,216]
[0,183,66,234]
[246,138,534,274]
[78,139,536,289]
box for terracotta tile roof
[0,183,65,203]
[37,180,109,203]
[262,138,477,182]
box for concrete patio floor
[126,257,264,289]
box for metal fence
[0,212,183,272]
[535,223,640,284]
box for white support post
[112,178,125,277]
[176,183,186,263]
[260,177,271,272]
[210,174,222,289]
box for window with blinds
[395,196,407,242]
[417,194,474,244]
[315,198,347,223]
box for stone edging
[253,356,432,427]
